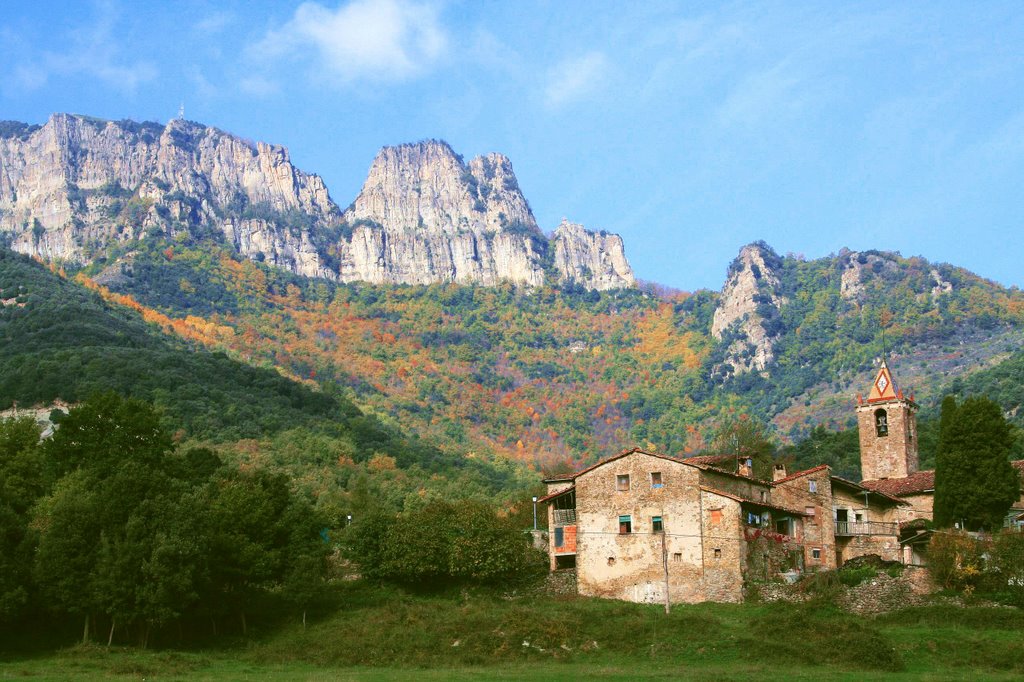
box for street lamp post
[532,496,538,531]
[346,514,352,527]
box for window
[746,512,761,526]
[554,527,564,547]
[616,474,630,491]
[619,515,632,534]
[652,516,663,533]
[651,472,663,488]
[672,552,682,562]
[775,518,791,535]
[875,408,888,437]
[854,512,864,523]
[808,480,817,493]
[607,556,616,566]
[759,490,767,502]
[805,506,816,522]
[713,548,722,559]
[811,548,822,561]
[710,509,722,524]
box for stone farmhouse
[540,361,1024,604]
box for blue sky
[2,1,1023,291]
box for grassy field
[2,582,1023,681]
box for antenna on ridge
[177,102,185,120]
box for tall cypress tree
[933,395,1020,530]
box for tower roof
[864,359,912,404]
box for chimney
[738,457,753,477]
[773,463,787,482]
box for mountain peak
[711,241,786,375]
[0,115,635,290]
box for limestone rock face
[0,114,337,277]
[0,116,635,289]
[337,141,546,286]
[552,219,634,289]
[338,141,635,289]
[711,243,786,375]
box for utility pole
[661,512,671,614]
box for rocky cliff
[0,114,338,278]
[711,242,786,375]
[0,115,634,290]
[337,141,634,288]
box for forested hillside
[0,249,534,518]
[62,237,1024,475]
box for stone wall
[570,452,747,604]
[772,468,838,571]
[700,490,744,603]
[857,399,919,480]
[759,567,934,614]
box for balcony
[553,508,577,525]
[835,520,898,537]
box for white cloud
[239,75,280,97]
[252,0,447,86]
[715,61,804,129]
[544,51,608,108]
[194,11,234,35]
[10,2,156,93]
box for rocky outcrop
[552,220,634,289]
[0,115,635,290]
[336,141,547,286]
[337,141,634,289]
[0,114,337,277]
[711,243,786,375]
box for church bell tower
[857,360,918,481]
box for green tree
[32,394,202,643]
[42,391,173,479]
[197,468,326,634]
[933,396,1020,530]
[347,500,543,587]
[712,414,777,480]
[0,417,46,621]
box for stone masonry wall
[574,453,742,604]
[858,400,919,481]
[772,468,838,571]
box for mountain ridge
[0,114,634,290]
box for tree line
[0,393,328,645]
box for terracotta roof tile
[685,453,735,466]
[770,464,830,485]
[861,461,1023,498]
[861,470,935,496]
[543,447,770,484]
[537,486,574,504]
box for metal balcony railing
[834,520,898,536]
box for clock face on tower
[876,374,889,394]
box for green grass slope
[3,583,1024,680]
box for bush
[346,500,546,587]
[990,530,1024,605]
[929,531,987,590]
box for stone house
[541,448,904,604]
[538,362,956,604]
[540,360,1024,603]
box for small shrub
[929,531,988,590]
